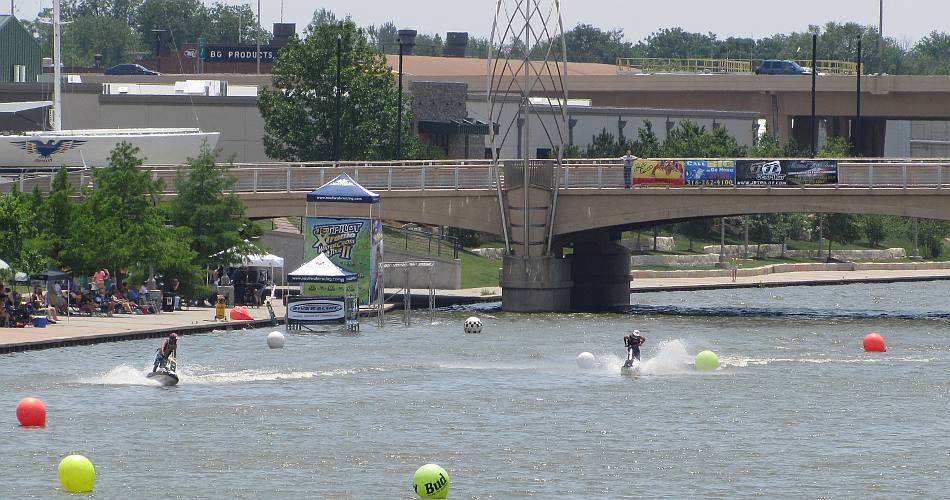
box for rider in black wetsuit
[623,330,645,368]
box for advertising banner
[633,160,685,186]
[685,159,735,186]
[784,160,838,185]
[736,160,838,186]
[304,217,382,304]
[286,296,345,322]
[735,160,786,186]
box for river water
[3,282,949,498]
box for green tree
[61,144,199,291]
[206,2,270,45]
[258,20,403,161]
[0,187,33,272]
[660,121,746,158]
[862,215,888,247]
[915,219,949,258]
[556,24,632,64]
[136,0,209,47]
[823,213,862,259]
[168,148,253,270]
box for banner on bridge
[735,160,837,186]
[633,160,685,186]
[685,160,735,186]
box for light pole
[256,0,261,74]
[335,33,342,162]
[878,0,884,74]
[395,29,416,161]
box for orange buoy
[863,333,886,352]
[16,397,46,427]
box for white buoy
[576,352,596,369]
[266,331,286,349]
[463,316,482,334]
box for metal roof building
[0,15,42,83]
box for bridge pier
[500,255,573,312]
[569,233,631,311]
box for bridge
[6,158,950,311]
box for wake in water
[626,303,950,321]
[78,364,386,386]
[589,339,695,376]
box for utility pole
[256,0,261,74]
[334,34,342,162]
[855,39,862,156]
[878,0,884,74]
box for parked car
[104,63,161,76]
[754,59,812,75]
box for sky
[9,0,950,47]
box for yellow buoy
[58,454,95,493]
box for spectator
[30,285,59,323]
[621,150,639,189]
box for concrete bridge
[7,158,950,311]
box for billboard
[304,217,382,304]
[685,159,736,186]
[735,160,838,186]
[633,160,685,186]
[784,160,838,185]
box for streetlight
[395,29,416,161]
[335,33,342,162]
[878,0,884,74]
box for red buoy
[16,397,46,427]
[863,333,886,352]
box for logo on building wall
[12,139,86,162]
[311,222,365,260]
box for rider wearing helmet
[623,330,645,368]
[153,333,178,372]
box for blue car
[754,59,812,75]
[104,63,161,76]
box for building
[0,15,41,83]
[145,23,297,75]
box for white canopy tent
[0,258,8,270]
[210,247,287,287]
[287,253,357,284]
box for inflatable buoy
[16,397,46,427]
[695,350,719,371]
[576,352,595,369]
[413,464,450,499]
[463,316,482,334]
[863,333,886,352]
[230,306,253,321]
[58,454,95,493]
[266,331,285,349]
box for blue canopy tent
[306,172,379,203]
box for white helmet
[633,330,640,335]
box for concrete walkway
[0,304,284,353]
[629,268,950,292]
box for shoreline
[3,266,950,353]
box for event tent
[0,258,7,270]
[306,172,380,203]
[287,253,357,283]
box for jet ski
[147,356,180,386]
[620,359,642,377]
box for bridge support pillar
[570,237,631,311]
[501,255,573,312]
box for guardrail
[4,159,950,194]
[617,57,858,75]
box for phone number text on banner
[685,160,735,186]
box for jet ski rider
[623,330,646,368]
[153,333,178,372]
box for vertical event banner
[783,160,838,185]
[304,217,382,304]
[735,160,838,186]
[633,160,685,186]
[684,160,736,186]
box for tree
[60,144,199,292]
[0,187,34,272]
[136,0,209,47]
[206,2,270,45]
[557,24,632,64]
[915,219,949,258]
[660,120,746,158]
[823,213,862,259]
[168,148,253,270]
[258,20,403,161]
[35,167,76,264]
[862,215,888,247]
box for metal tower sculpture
[487,0,568,258]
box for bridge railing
[4,159,950,194]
